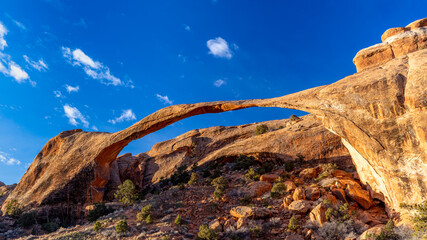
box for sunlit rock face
[2,18,426,221]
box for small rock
[230,206,253,218]
[246,181,273,197]
[305,187,320,201]
[209,219,222,232]
[283,195,293,207]
[288,200,311,214]
[299,168,318,180]
[260,174,280,183]
[293,187,305,201]
[309,203,327,226]
[284,181,297,192]
[345,185,373,209]
[332,188,347,202]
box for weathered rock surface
[309,203,327,226]
[3,18,426,221]
[354,17,427,72]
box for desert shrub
[258,162,274,174]
[93,221,102,232]
[175,214,182,225]
[244,168,260,182]
[325,207,337,220]
[290,115,300,121]
[18,211,37,228]
[162,237,171,240]
[239,196,252,205]
[255,124,268,135]
[339,203,350,220]
[250,224,263,237]
[145,214,153,224]
[284,161,295,172]
[317,220,354,239]
[401,200,427,238]
[323,199,333,205]
[115,220,128,233]
[188,172,199,185]
[270,182,287,198]
[87,202,113,222]
[42,222,59,233]
[269,217,281,227]
[137,204,152,221]
[288,216,299,231]
[368,219,399,240]
[315,163,338,181]
[232,155,257,171]
[211,176,228,200]
[5,199,22,218]
[198,224,218,240]
[114,179,138,206]
[171,165,190,185]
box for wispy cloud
[23,55,48,71]
[62,47,122,86]
[207,37,233,59]
[108,109,136,124]
[178,54,187,63]
[183,24,191,31]
[214,79,226,87]
[156,94,173,105]
[65,84,79,93]
[0,22,8,50]
[73,18,87,28]
[53,90,63,98]
[0,151,21,165]
[13,20,26,31]
[63,104,89,128]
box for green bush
[288,216,299,231]
[376,219,399,240]
[270,182,287,198]
[42,222,59,233]
[325,207,336,220]
[115,220,128,233]
[323,199,333,205]
[255,124,268,135]
[145,214,153,224]
[114,179,138,206]
[171,165,190,185]
[18,211,37,228]
[197,224,218,240]
[339,203,350,220]
[188,172,199,185]
[162,237,171,240]
[244,168,260,182]
[87,202,113,222]
[175,214,182,225]
[315,163,338,182]
[258,162,274,174]
[401,200,427,238]
[232,155,257,171]
[211,176,228,200]
[93,221,102,232]
[137,204,152,221]
[5,200,22,218]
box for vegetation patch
[114,179,138,206]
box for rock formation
[2,18,426,221]
[354,18,427,72]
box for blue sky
[0,0,425,184]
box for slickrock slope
[3,18,426,220]
[105,115,349,197]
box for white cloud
[92,126,98,131]
[9,62,30,83]
[62,47,122,86]
[0,22,8,50]
[23,55,48,71]
[65,84,79,93]
[214,79,226,87]
[0,152,21,165]
[53,90,63,98]
[156,94,173,105]
[207,37,233,59]
[184,24,191,31]
[108,109,136,124]
[63,104,89,128]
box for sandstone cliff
[2,18,426,221]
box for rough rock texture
[3,19,426,221]
[354,17,427,72]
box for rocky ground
[0,155,416,239]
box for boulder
[209,219,222,232]
[345,185,373,209]
[284,181,297,192]
[299,168,318,180]
[305,187,321,201]
[309,203,327,226]
[381,27,408,42]
[260,174,280,183]
[0,182,4,187]
[288,200,311,214]
[230,206,253,218]
[246,181,273,197]
[358,225,385,240]
[283,195,293,207]
[332,188,347,203]
[293,187,306,201]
